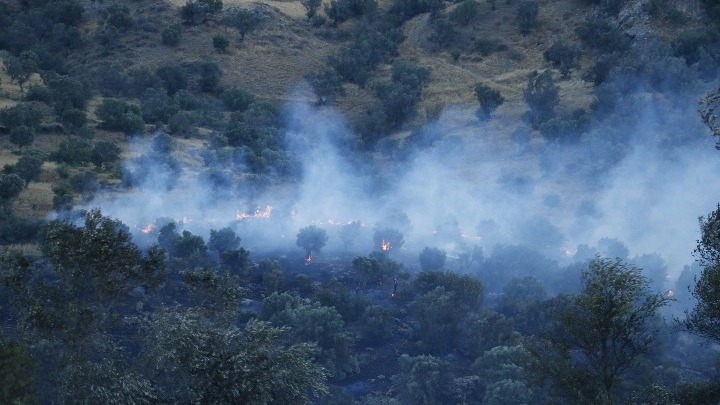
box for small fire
[560,247,577,257]
[305,254,312,264]
[666,290,674,297]
[236,205,273,220]
[140,223,155,234]
[381,240,391,251]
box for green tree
[543,40,581,78]
[198,60,222,92]
[680,204,720,342]
[700,87,720,148]
[516,0,539,35]
[156,64,188,96]
[296,225,329,258]
[449,0,479,26]
[474,83,504,119]
[212,34,229,53]
[0,174,25,209]
[373,227,404,252]
[9,125,35,152]
[339,220,362,251]
[302,0,322,19]
[546,257,671,403]
[222,7,263,41]
[418,247,446,271]
[4,51,38,92]
[0,337,38,405]
[96,98,145,134]
[524,70,558,128]
[60,107,87,132]
[260,292,358,378]
[306,68,345,105]
[393,354,451,405]
[12,150,45,186]
[90,140,122,170]
[142,311,327,403]
[208,227,241,254]
[162,23,182,46]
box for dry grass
[13,181,55,218]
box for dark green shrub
[576,14,631,53]
[543,40,581,78]
[91,141,122,170]
[429,18,458,49]
[104,3,134,31]
[60,108,87,132]
[474,83,504,119]
[161,24,182,46]
[52,137,92,166]
[141,87,178,123]
[222,87,255,111]
[306,68,345,105]
[9,126,35,152]
[473,38,507,56]
[45,74,92,115]
[0,103,42,130]
[128,67,162,97]
[156,64,188,96]
[516,0,539,35]
[524,70,558,128]
[212,34,229,52]
[25,85,52,103]
[96,99,145,134]
[539,109,591,142]
[450,0,479,26]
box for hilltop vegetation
[2,0,720,403]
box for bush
[523,70,558,128]
[516,0,539,35]
[539,109,591,142]
[306,68,345,105]
[60,108,87,132]
[104,3,134,31]
[212,34,229,52]
[25,85,52,103]
[222,87,255,111]
[156,64,188,96]
[141,87,178,123]
[429,18,458,49]
[91,141,122,170]
[0,103,42,130]
[473,38,507,56]
[161,24,182,46]
[543,40,581,78]
[9,126,35,151]
[576,14,631,53]
[474,83,505,119]
[45,74,92,115]
[450,0,479,26]
[52,138,92,166]
[96,99,145,134]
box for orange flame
[381,240,391,251]
[140,223,155,234]
[236,205,273,220]
[305,254,312,264]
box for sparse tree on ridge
[222,7,263,41]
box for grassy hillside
[0,0,713,225]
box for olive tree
[296,225,328,258]
[548,257,671,402]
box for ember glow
[140,223,155,234]
[236,205,273,220]
[305,254,312,264]
[381,240,391,251]
[666,290,674,297]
